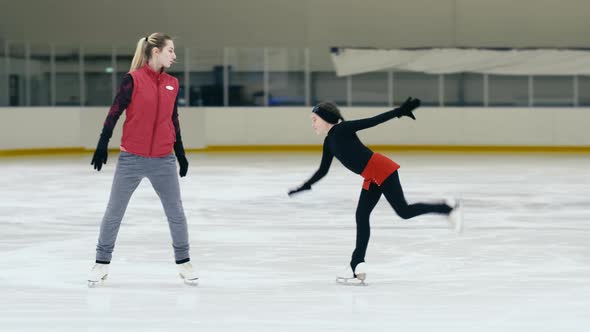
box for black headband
[312,105,341,124]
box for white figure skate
[177,262,199,286]
[336,262,367,286]
[87,263,109,287]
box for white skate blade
[336,277,367,286]
[447,199,464,234]
[179,274,199,286]
[87,274,108,288]
[183,279,199,286]
[455,212,464,234]
[452,203,464,234]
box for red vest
[121,64,179,157]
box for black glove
[174,132,188,177]
[176,154,188,177]
[392,97,421,120]
[288,183,311,197]
[91,127,112,171]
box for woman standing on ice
[288,99,463,285]
[87,33,197,286]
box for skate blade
[455,218,464,234]
[456,205,464,233]
[450,214,464,233]
[450,201,464,234]
[87,274,108,288]
[336,277,367,286]
[179,274,199,286]
[449,217,463,234]
[183,279,199,286]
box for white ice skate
[177,262,199,286]
[87,263,109,287]
[446,198,464,233]
[336,262,367,286]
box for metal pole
[388,70,394,107]
[50,44,56,106]
[184,47,190,106]
[80,46,85,107]
[304,48,310,106]
[347,75,352,107]
[263,47,269,107]
[223,47,229,106]
[528,75,534,107]
[483,74,489,107]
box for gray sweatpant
[95,151,190,263]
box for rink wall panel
[0,108,80,150]
[0,107,589,152]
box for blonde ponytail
[130,37,148,71]
[129,33,173,71]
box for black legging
[350,171,452,270]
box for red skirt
[360,153,400,190]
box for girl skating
[288,98,463,285]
